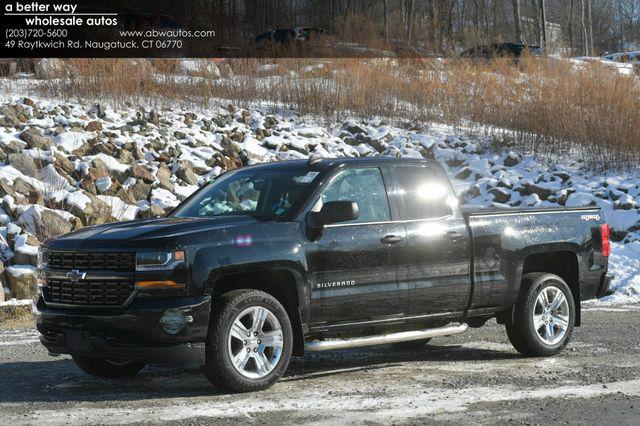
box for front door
[390,164,471,315]
[306,166,407,329]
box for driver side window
[316,167,391,224]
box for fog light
[159,309,188,335]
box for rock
[5,267,37,300]
[345,123,367,134]
[19,127,54,150]
[504,151,521,167]
[85,121,102,132]
[91,104,106,118]
[446,158,465,168]
[489,187,512,203]
[0,105,22,128]
[129,164,155,184]
[118,149,135,165]
[13,246,38,266]
[455,167,472,180]
[0,179,16,198]
[264,116,278,129]
[525,183,556,200]
[13,178,37,196]
[174,130,188,139]
[27,190,43,205]
[2,138,26,154]
[147,204,166,218]
[149,110,161,125]
[35,58,77,80]
[156,163,174,191]
[84,195,112,226]
[54,155,76,175]
[129,181,151,201]
[176,161,198,185]
[615,194,636,210]
[8,153,38,178]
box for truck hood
[46,216,258,248]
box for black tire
[505,273,575,357]
[204,289,293,393]
[72,356,145,378]
[391,338,432,350]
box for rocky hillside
[1,97,639,302]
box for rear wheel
[505,273,575,357]
[391,338,432,350]
[72,356,145,378]
[204,289,293,392]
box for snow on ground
[601,242,640,303]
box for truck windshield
[173,168,320,220]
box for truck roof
[242,157,439,172]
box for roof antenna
[308,154,324,166]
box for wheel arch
[520,250,581,326]
[206,266,307,355]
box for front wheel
[505,273,575,357]
[72,356,145,378]
[204,289,293,392]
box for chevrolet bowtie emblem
[66,269,87,283]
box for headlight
[136,250,185,271]
[135,250,186,290]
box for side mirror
[307,201,359,229]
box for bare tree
[382,0,389,44]
[406,0,416,46]
[513,0,523,42]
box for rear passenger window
[318,167,390,224]
[394,166,451,220]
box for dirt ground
[1,305,639,425]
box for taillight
[601,224,611,258]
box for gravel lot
[1,305,640,425]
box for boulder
[53,155,76,176]
[20,127,54,150]
[85,120,103,132]
[1,138,27,154]
[156,163,174,191]
[504,151,521,167]
[13,178,37,196]
[525,183,556,200]
[176,161,198,185]
[489,187,512,204]
[140,204,166,219]
[455,167,472,180]
[129,164,155,184]
[118,148,135,165]
[8,153,38,178]
[129,181,151,201]
[13,245,38,266]
[5,266,37,300]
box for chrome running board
[304,323,468,352]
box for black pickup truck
[36,157,612,392]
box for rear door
[390,164,471,315]
[305,165,407,329]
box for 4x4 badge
[66,270,87,283]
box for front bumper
[35,295,211,365]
